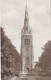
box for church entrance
[27,68,29,73]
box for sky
[0,0,51,61]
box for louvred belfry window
[25,39,30,45]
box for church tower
[21,3,34,73]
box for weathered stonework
[21,4,34,74]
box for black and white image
[0,0,51,80]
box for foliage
[38,40,51,72]
[1,27,21,78]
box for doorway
[27,68,29,73]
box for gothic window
[25,39,26,45]
[26,27,28,30]
[25,57,30,65]
[25,39,30,45]
[28,39,30,45]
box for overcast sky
[0,0,51,61]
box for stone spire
[23,2,29,32]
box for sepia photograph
[0,0,51,80]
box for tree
[38,40,51,72]
[1,27,21,79]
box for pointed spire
[23,1,29,32]
[25,1,28,20]
[25,0,27,13]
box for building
[21,3,34,74]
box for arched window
[28,39,30,45]
[24,39,30,45]
[25,57,30,65]
[25,39,26,45]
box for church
[21,3,34,74]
